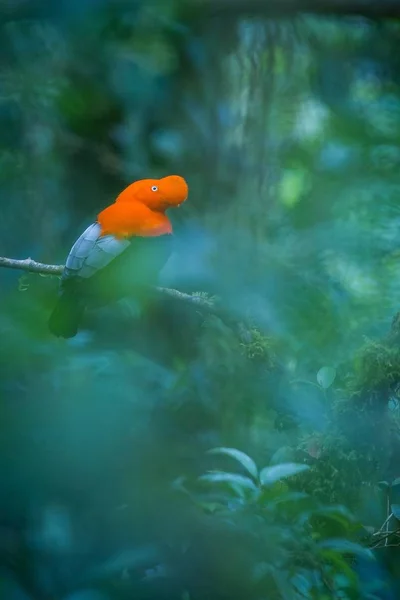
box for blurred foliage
[2,0,400,598]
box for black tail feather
[48,291,85,339]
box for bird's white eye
[151,185,158,192]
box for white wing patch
[62,222,131,281]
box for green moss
[240,327,278,368]
[350,338,400,394]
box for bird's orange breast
[97,201,172,239]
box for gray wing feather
[62,222,131,281]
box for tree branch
[191,0,400,18]
[0,255,215,311]
[0,256,64,276]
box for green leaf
[279,169,310,208]
[391,503,400,519]
[312,505,356,523]
[317,539,375,559]
[267,492,312,519]
[196,501,223,514]
[362,525,375,535]
[208,447,258,480]
[302,505,358,539]
[321,551,358,591]
[378,480,390,490]
[259,463,309,486]
[291,572,312,596]
[272,570,296,600]
[316,366,336,389]
[269,446,296,466]
[271,491,309,506]
[199,471,258,492]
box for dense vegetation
[1,1,400,598]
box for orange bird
[48,175,188,338]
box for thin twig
[385,486,391,546]
[373,512,393,535]
[369,526,400,549]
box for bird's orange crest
[115,175,188,211]
[97,174,188,239]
